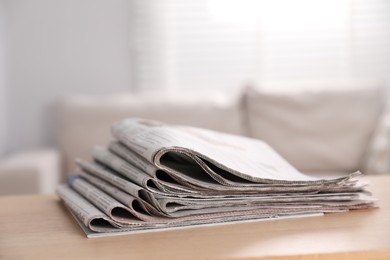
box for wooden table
[1,175,389,260]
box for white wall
[3,0,133,153]
[0,1,6,156]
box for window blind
[129,0,390,92]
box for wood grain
[0,175,389,260]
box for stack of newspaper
[57,118,376,237]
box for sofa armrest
[0,149,62,195]
[364,97,390,175]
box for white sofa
[1,83,389,195]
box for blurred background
[0,0,389,194]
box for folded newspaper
[56,118,376,237]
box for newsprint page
[56,118,376,237]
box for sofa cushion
[244,85,385,172]
[56,92,246,175]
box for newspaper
[56,118,377,237]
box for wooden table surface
[1,175,389,260]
